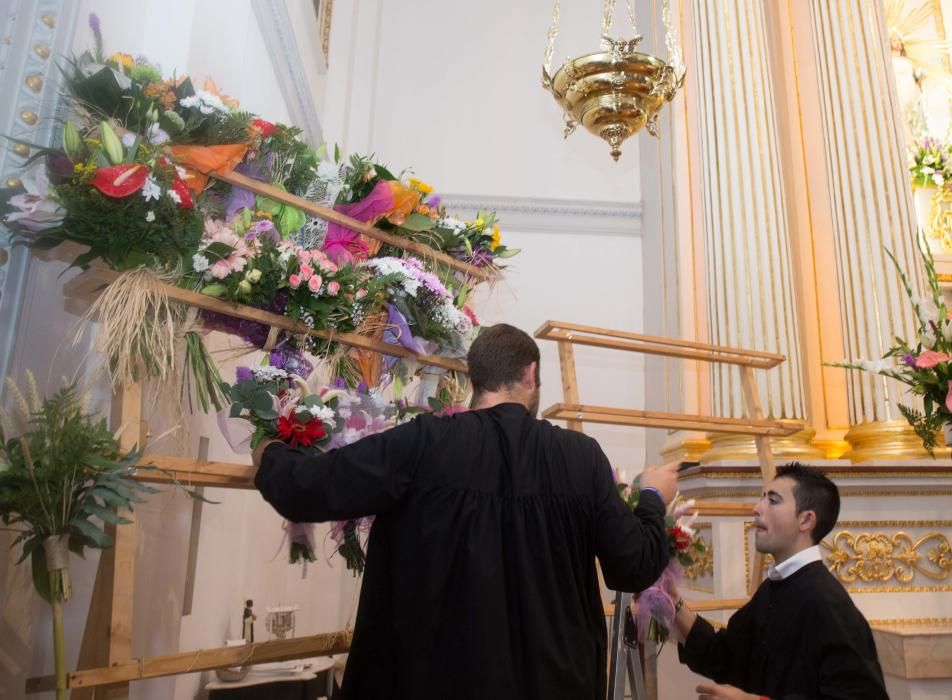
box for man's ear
[798,509,817,536]
[521,362,538,388]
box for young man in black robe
[253,323,679,699]
[670,463,888,700]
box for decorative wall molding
[438,193,642,236]
[0,0,81,386]
[744,521,952,594]
[251,0,324,146]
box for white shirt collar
[766,545,822,581]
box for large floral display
[1,15,518,572]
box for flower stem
[49,571,67,700]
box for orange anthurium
[90,164,149,198]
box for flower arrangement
[910,137,952,188]
[1,14,515,406]
[0,374,204,699]
[830,236,952,452]
[616,471,707,647]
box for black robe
[678,560,888,699]
[256,402,670,699]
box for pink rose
[915,350,952,369]
[299,250,312,263]
[299,263,314,280]
[308,275,323,293]
[327,281,340,296]
[355,288,368,300]
[289,274,302,289]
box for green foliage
[54,177,202,271]
[0,381,145,601]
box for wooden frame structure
[536,320,792,600]
[24,177,478,696]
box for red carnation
[669,525,693,553]
[90,164,148,198]
[251,119,277,138]
[276,414,326,448]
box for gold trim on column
[699,419,826,463]
[845,419,951,462]
[660,435,712,463]
[811,438,851,459]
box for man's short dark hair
[776,462,840,544]
[467,324,540,395]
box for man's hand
[696,683,761,700]
[252,438,282,469]
[641,461,679,504]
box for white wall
[324,0,648,472]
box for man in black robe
[671,463,888,700]
[253,323,678,699]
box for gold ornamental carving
[744,521,952,593]
[825,530,951,584]
[683,535,714,581]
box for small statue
[242,599,256,643]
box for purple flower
[269,344,313,377]
[45,153,74,184]
[334,376,347,389]
[902,353,917,367]
[235,366,254,384]
[89,13,103,55]
[357,381,368,394]
[248,218,279,242]
[424,194,441,208]
[226,187,256,222]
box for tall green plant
[0,374,202,699]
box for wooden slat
[25,630,352,693]
[740,366,776,593]
[692,501,755,517]
[605,597,748,617]
[557,341,582,432]
[542,404,799,437]
[216,172,494,282]
[63,267,468,374]
[133,455,257,490]
[535,320,785,366]
[538,327,780,369]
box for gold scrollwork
[683,535,714,581]
[825,531,952,584]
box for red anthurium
[276,414,326,448]
[251,118,277,138]
[169,176,194,209]
[90,164,148,198]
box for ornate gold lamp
[542,0,685,161]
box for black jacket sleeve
[677,605,754,685]
[592,440,671,592]
[254,419,424,523]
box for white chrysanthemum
[141,176,161,202]
[180,90,228,115]
[192,254,210,272]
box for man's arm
[253,419,424,523]
[677,597,755,688]
[593,450,675,592]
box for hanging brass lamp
[541,0,686,161]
